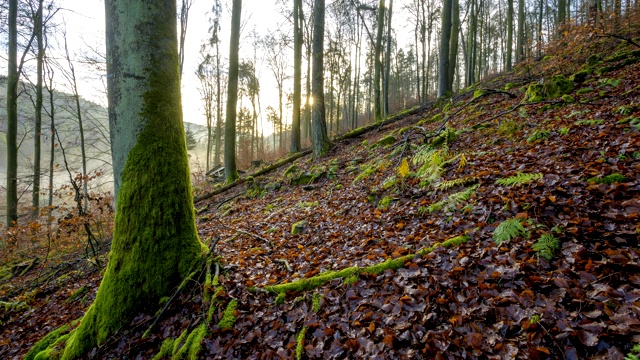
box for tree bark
[374,0,385,120]
[506,0,514,70]
[438,0,453,97]
[384,0,393,116]
[448,0,460,90]
[58,0,207,357]
[225,0,242,183]
[32,0,44,219]
[311,0,330,157]
[6,0,18,227]
[291,0,303,152]
[517,0,525,62]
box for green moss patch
[587,173,627,184]
[295,327,307,360]
[218,300,238,330]
[524,75,574,102]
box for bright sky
[21,0,421,129]
[56,0,292,129]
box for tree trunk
[32,0,44,219]
[506,0,514,70]
[215,39,222,166]
[225,0,241,183]
[58,0,207,357]
[558,0,566,25]
[6,0,18,228]
[311,0,330,157]
[45,60,55,212]
[538,0,543,57]
[448,0,459,90]
[517,0,524,62]
[384,0,393,116]
[291,0,302,152]
[438,0,453,97]
[374,0,385,120]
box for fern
[412,145,462,187]
[495,172,543,187]
[526,130,550,142]
[428,185,478,213]
[625,344,640,360]
[531,233,560,260]
[493,218,530,245]
[435,176,478,190]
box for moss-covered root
[265,234,470,295]
[25,323,73,360]
[151,323,207,360]
[295,326,308,360]
[218,299,238,330]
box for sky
[55,0,294,129]
[4,0,422,130]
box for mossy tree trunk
[224,0,241,183]
[59,0,207,357]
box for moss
[60,6,207,358]
[586,54,601,66]
[295,327,307,360]
[525,75,573,102]
[66,286,89,304]
[25,324,72,360]
[570,69,590,83]
[311,292,322,312]
[173,323,207,360]
[441,234,470,247]
[504,83,517,90]
[542,55,554,61]
[473,89,486,98]
[577,87,594,94]
[595,66,616,76]
[430,128,457,147]
[283,164,299,178]
[562,94,575,103]
[265,267,358,294]
[275,292,286,305]
[377,196,393,209]
[291,220,308,235]
[373,135,396,147]
[151,338,175,360]
[587,173,627,184]
[290,173,319,185]
[218,300,238,330]
[297,201,319,209]
[344,274,359,285]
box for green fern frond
[495,172,543,187]
[411,146,438,166]
[493,218,530,245]
[625,344,640,360]
[526,130,551,142]
[428,185,478,213]
[417,206,430,216]
[531,233,560,260]
[435,176,478,191]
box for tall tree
[438,0,453,97]
[373,0,385,120]
[383,0,393,116]
[517,0,524,62]
[447,0,459,90]
[225,0,241,183]
[55,0,206,357]
[291,0,303,152]
[179,0,194,76]
[32,0,45,219]
[311,0,330,157]
[6,0,18,227]
[506,0,514,70]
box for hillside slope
[2,25,640,360]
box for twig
[596,33,640,48]
[435,89,516,134]
[274,259,293,272]
[227,226,273,247]
[264,206,291,222]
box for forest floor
[2,24,640,360]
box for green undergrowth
[295,326,308,360]
[587,173,627,184]
[264,234,469,295]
